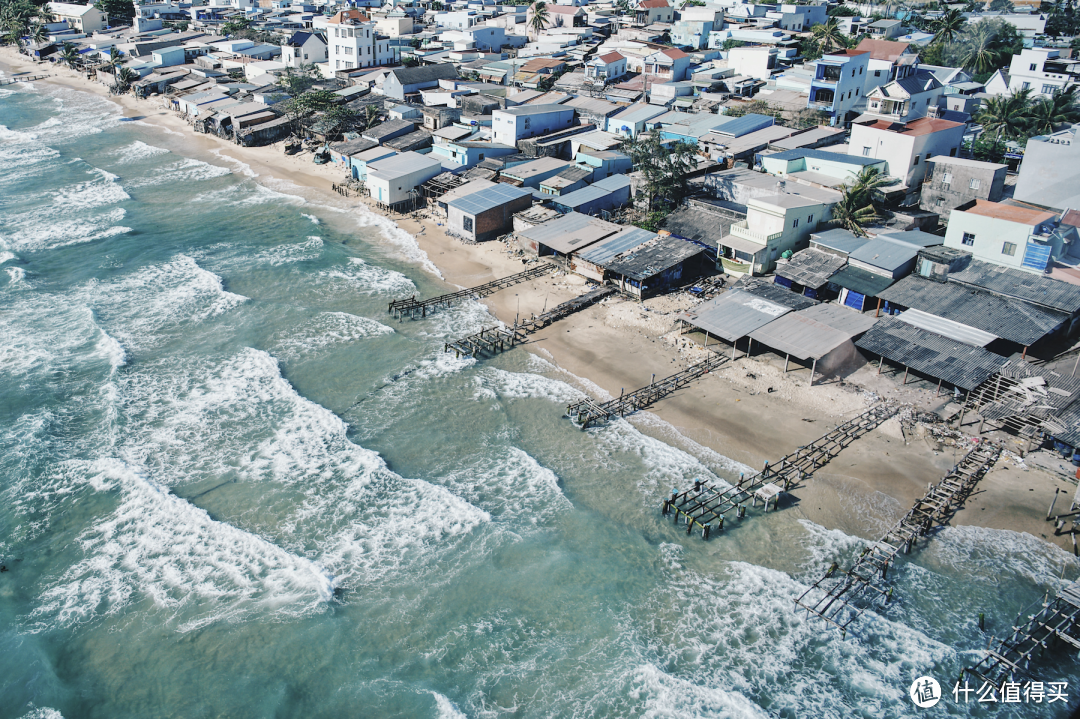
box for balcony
[731,221,782,245]
[807,101,834,112]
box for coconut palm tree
[975,89,1032,139]
[114,66,138,94]
[931,8,965,45]
[811,17,846,55]
[956,21,1001,73]
[830,183,879,237]
[29,21,47,56]
[107,45,124,70]
[60,41,79,69]
[1027,89,1080,135]
[528,1,550,38]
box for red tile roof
[548,5,584,13]
[861,116,965,136]
[327,9,369,24]
[1062,208,1080,227]
[824,49,870,57]
[638,0,670,7]
[599,51,625,63]
[855,38,912,62]
[661,48,688,59]
[964,200,1058,226]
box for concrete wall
[919,160,1006,214]
[943,210,1036,271]
[448,194,533,241]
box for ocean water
[1,79,1078,719]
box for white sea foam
[0,205,132,253]
[93,318,128,373]
[113,140,170,164]
[431,692,467,719]
[301,212,320,225]
[628,663,770,719]
[350,204,442,278]
[29,458,335,633]
[270,311,393,361]
[921,525,1080,590]
[54,167,130,210]
[473,366,587,405]
[210,147,258,177]
[17,708,64,719]
[319,256,416,297]
[127,156,232,187]
[0,251,18,264]
[27,86,121,143]
[5,266,27,285]
[255,236,325,267]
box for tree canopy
[94,0,135,23]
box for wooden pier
[565,352,729,429]
[444,285,616,358]
[965,578,1080,690]
[661,403,898,540]
[388,263,555,320]
[794,441,1001,636]
[0,74,50,86]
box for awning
[829,265,894,297]
[719,233,765,255]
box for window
[807,214,814,223]
[860,66,864,74]
[942,172,952,186]
[478,153,484,161]
[962,232,975,246]
[1030,63,1038,71]
[969,177,981,190]
[914,156,920,165]
[463,216,474,232]
[862,146,871,156]
[950,147,957,156]
[1021,81,1031,91]
[874,69,881,77]
[793,218,799,228]
[1043,84,1055,95]
[1002,242,1017,256]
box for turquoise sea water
[1,79,1078,719]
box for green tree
[930,8,965,44]
[828,167,894,237]
[956,21,1003,73]
[975,89,1032,139]
[720,39,746,51]
[621,133,698,213]
[316,105,357,138]
[810,17,847,55]
[60,40,79,68]
[113,66,139,94]
[221,17,251,35]
[279,62,320,97]
[827,5,860,16]
[283,89,339,135]
[988,0,1013,10]
[94,0,136,24]
[106,45,124,71]
[1026,89,1080,135]
[967,133,1007,162]
[528,1,549,37]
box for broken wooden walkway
[565,352,729,429]
[444,285,615,359]
[794,441,1001,637]
[0,74,49,86]
[965,578,1080,690]
[388,263,554,319]
[661,403,898,540]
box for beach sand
[5,50,1076,556]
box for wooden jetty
[0,74,50,86]
[388,263,555,320]
[794,441,1001,637]
[444,285,615,358]
[965,578,1080,690]
[661,403,898,540]
[565,352,729,429]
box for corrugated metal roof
[680,289,793,342]
[811,228,870,256]
[948,258,1080,314]
[848,236,925,273]
[519,211,621,254]
[896,308,998,347]
[367,151,441,179]
[878,275,1067,346]
[749,312,852,360]
[798,303,878,337]
[768,147,883,166]
[708,113,775,138]
[550,175,631,210]
[575,227,657,265]
[855,315,1008,391]
[829,265,895,297]
[608,104,665,125]
[606,235,705,281]
[448,183,532,215]
[739,276,819,310]
[774,248,846,289]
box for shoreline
[4,50,1078,555]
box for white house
[863,71,944,124]
[366,151,443,210]
[721,193,836,275]
[855,38,919,96]
[48,2,107,32]
[1007,48,1080,98]
[944,199,1068,274]
[491,104,576,147]
[584,51,627,85]
[808,49,871,126]
[849,116,966,189]
[326,9,398,71]
[727,46,778,81]
[280,31,327,68]
[634,0,673,24]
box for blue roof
[608,104,666,125]
[768,148,883,166]
[550,175,631,209]
[592,174,632,192]
[447,183,532,214]
[710,113,775,138]
[576,227,657,264]
[811,228,869,255]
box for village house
[919,156,1007,215]
[366,151,443,210]
[848,116,966,191]
[634,0,674,25]
[445,183,534,242]
[48,2,107,33]
[943,200,1075,275]
[380,65,459,101]
[491,104,576,147]
[280,31,327,68]
[862,71,944,124]
[807,49,870,126]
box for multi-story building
[327,10,398,71]
[807,49,870,126]
[944,199,1074,274]
[280,31,327,68]
[848,116,966,189]
[719,193,835,275]
[1007,48,1080,98]
[48,2,107,32]
[584,51,628,86]
[862,71,944,124]
[855,38,918,96]
[634,0,674,24]
[1014,125,1080,210]
[919,156,1007,214]
[491,104,576,147]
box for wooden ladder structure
[965,579,1080,690]
[388,263,555,320]
[565,352,729,429]
[794,441,1001,637]
[660,403,898,540]
[444,285,616,359]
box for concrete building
[584,51,628,86]
[280,31,327,68]
[634,0,674,25]
[1007,47,1080,98]
[500,157,570,188]
[381,64,459,101]
[446,183,534,242]
[919,156,1007,214]
[549,174,632,216]
[944,200,1071,274]
[848,116,966,189]
[727,46,778,82]
[49,2,107,32]
[855,39,918,97]
[430,140,516,170]
[863,71,944,124]
[491,104,576,147]
[671,6,721,50]
[1015,125,1080,209]
[719,193,835,276]
[327,11,398,72]
[366,151,443,210]
[605,103,665,138]
[760,148,887,187]
[807,49,871,126]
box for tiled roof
[947,258,1080,314]
[599,51,624,63]
[327,9,369,24]
[638,0,670,7]
[854,38,912,62]
[860,116,965,136]
[774,248,846,289]
[960,199,1057,226]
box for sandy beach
[5,49,1077,556]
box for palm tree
[29,21,47,58]
[975,89,1032,139]
[107,45,124,71]
[528,1,550,38]
[830,184,879,237]
[357,103,380,131]
[956,21,1001,73]
[931,8,966,45]
[114,66,138,94]
[60,41,79,69]
[811,17,846,55]
[1027,89,1080,135]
